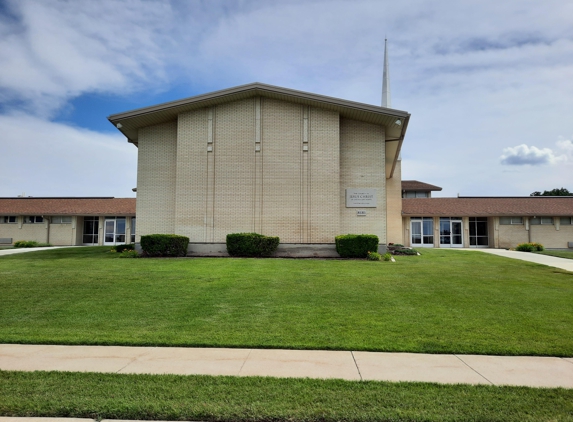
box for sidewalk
[0,246,76,256]
[458,248,573,272]
[1,344,572,388]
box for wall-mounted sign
[346,189,377,208]
[357,210,367,216]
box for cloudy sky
[1,0,572,198]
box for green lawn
[537,250,573,260]
[1,247,572,356]
[1,371,572,422]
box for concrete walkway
[1,344,572,388]
[0,246,76,256]
[458,248,573,272]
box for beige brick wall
[0,220,21,244]
[339,118,386,243]
[497,224,529,249]
[261,98,303,242]
[136,121,178,239]
[136,98,391,245]
[531,222,573,249]
[176,107,209,241]
[386,159,403,244]
[213,99,256,241]
[48,222,75,245]
[18,222,47,243]
[308,107,340,243]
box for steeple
[382,38,391,108]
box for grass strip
[1,247,573,356]
[536,250,573,260]
[1,370,572,422]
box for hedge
[140,234,189,257]
[226,233,280,257]
[335,234,379,258]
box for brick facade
[135,96,393,244]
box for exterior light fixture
[116,123,123,128]
[395,119,402,126]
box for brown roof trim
[0,198,136,216]
[401,180,443,191]
[402,197,573,217]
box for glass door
[82,216,99,245]
[103,217,126,245]
[410,217,434,247]
[440,217,463,248]
[469,217,489,247]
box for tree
[530,188,572,196]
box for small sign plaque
[346,188,377,208]
[357,210,367,216]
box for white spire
[382,38,391,108]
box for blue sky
[1,0,572,197]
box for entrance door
[440,217,463,248]
[469,217,489,247]
[103,217,126,245]
[410,217,434,247]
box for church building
[108,81,409,255]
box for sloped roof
[402,180,442,191]
[108,82,410,145]
[0,198,136,216]
[402,197,573,216]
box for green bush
[140,234,189,257]
[118,249,139,258]
[335,234,379,258]
[112,244,135,253]
[366,251,382,261]
[393,247,419,256]
[13,240,51,248]
[226,233,280,257]
[383,252,393,261]
[516,242,544,252]
[531,242,544,251]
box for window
[131,217,136,243]
[530,217,554,225]
[403,191,429,198]
[24,216,43,224]
[499,217,523,225]
[469,217,489,247]
[411,217,434,246]
[560,217,573,225]
[51,216,72,224]
[82,216,99,244]
[1,216,17,224]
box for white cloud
[500,144,567,166]
[0,0,173,117]
[0,113,136,197]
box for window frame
[51,216,72,224]
[24,216,44,224]
[1,216,17,224]
[499,217,523,225]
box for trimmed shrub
[516,242,544,252]
[531,242,544,251]
[13,240,50,248]
[140,234,189,257]
[366,251,382,261]
[112,244,135,253]
[119,249,139,258]
[335,234,379,258]
[393,247,420,256]
[226,233,280,257]
[382,252,393,261]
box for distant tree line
[530,188,572,196]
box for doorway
[103,217,126,245]
[439,217,463,248]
